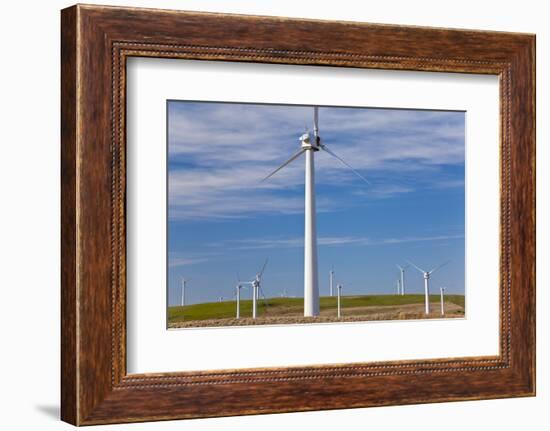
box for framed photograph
[61,4,535,425]
[164,101,467,330]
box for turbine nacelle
[300,132,320,151]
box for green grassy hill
[168,294,465,323]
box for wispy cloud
[168,254,211,268]
[212,234,464,250]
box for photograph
[166,101,466,328]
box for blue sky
[167,101,465,306]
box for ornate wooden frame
[61,4,535,425]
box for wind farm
[168,292,465,328]
[168,259,464,328]
[166,101,466,329]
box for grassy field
[168,294,465,326]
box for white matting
[126,58,500,373]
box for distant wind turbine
[337,284,343,318]
[240,259,269,319]
[440,287,446,316]
[329,266,335,297]
[396,264,409,296]
[262,107,368,317]
[407,260,450,315]
[180,278,191,306]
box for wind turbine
[440,287,446,316]
[337,283,343,318]
[262,107,368,317]
[396,264,409,295]
[329,266,335,297]
[407,260,450,315]
[240,259,269,319]
[180,278,190,306]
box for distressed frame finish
[61,4,535,425]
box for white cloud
[216,234,464,250]
[167,256,210,267]
[167,102,465,220]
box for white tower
[235,284,246,319]
[252,280,258,319]
[422,273,430,314]
[303,115,320,316]
[337,284,343,318]
[329,267,335,297]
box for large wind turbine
[396,264,409,296]
[263,107,368,317]
[407,260,450,315]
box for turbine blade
[319,143,370,184]
[313,106,319,136]
[406,260,426,274]
[428,260,450,275]
[259,258,269,278]
[261,148,306,182]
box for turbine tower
[396,264,409,295]
[263,107,368,317]
[234,283,247,319]
[407,260,450,315]
[337,283,343,318]
[440,287,446,316]
[329,266,335,297]
[180,278,190,306]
